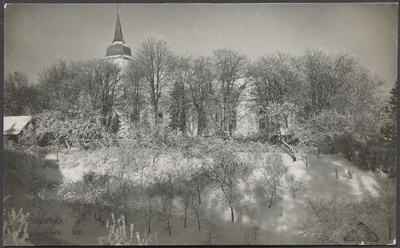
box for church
[103,12,289,139]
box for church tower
[105,11,133,70]
[105,10,134,133]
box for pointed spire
[113,11,125,44]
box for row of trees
[123,40,249,137]
[4,36,397,174]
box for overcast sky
[4,3,398,93]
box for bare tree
[255,152,287,208]
[285,173,304,199]
[175,166,196,229]
[249,53,306,140]
[204,143,252,222]
[136,36,172,124]
[189,198,206,232]
[168,55,192,134]
[213,49,248,136]
[242,219,261,245]
[296,145,318,167]
[137,187,158,234]
[4,71,41,115]
[203,200,222,245]
[124,60,146,125]
[369,179,396,241]
[37,60,83,113]
[177,181,193,229]
[188,56,214,136]
[58,171,112,226]
[152,172,176,236]
[303,50,357,115]
[262,102,299,160]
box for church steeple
[113,12,125,44]
[105,9,132,58]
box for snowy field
[38,149,391,245]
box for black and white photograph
[3,2,398,246]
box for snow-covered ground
[41,150,390,245]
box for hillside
[39,149,392,245]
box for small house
[3,116,32,143]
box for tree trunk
[280,134,296,161]
[268,200,273,209]
[197,109,206,136]
[124,213,128,226]
[180,98,187,134]
[197,189,201,205]
[154,104,159,125]
[140,170,144,192]
[184,204,188,228]
[32,189,36,207]
[195,210,201,231]
[388,224,392,241]
[167,221,172,235]
[147,221,151,234]
[230,205,235,222]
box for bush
[296,191,395,245]
[3,208,32,246]
[354,142,396,177]
[336,134,361,162]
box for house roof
[3,116,32,135]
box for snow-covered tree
[188,56,215,136]
[203,142,253,222]
[203,200,222,245]
[152,171,177,236]
[136,36,173,124]
[285,173,304,199]
[255,152,287,208]
[212,49,249,136]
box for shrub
[342,167,354,179]
[336,134,361,162]
[3,208,32,246]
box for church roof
[106,43,132,57]
[113,13,125,44]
